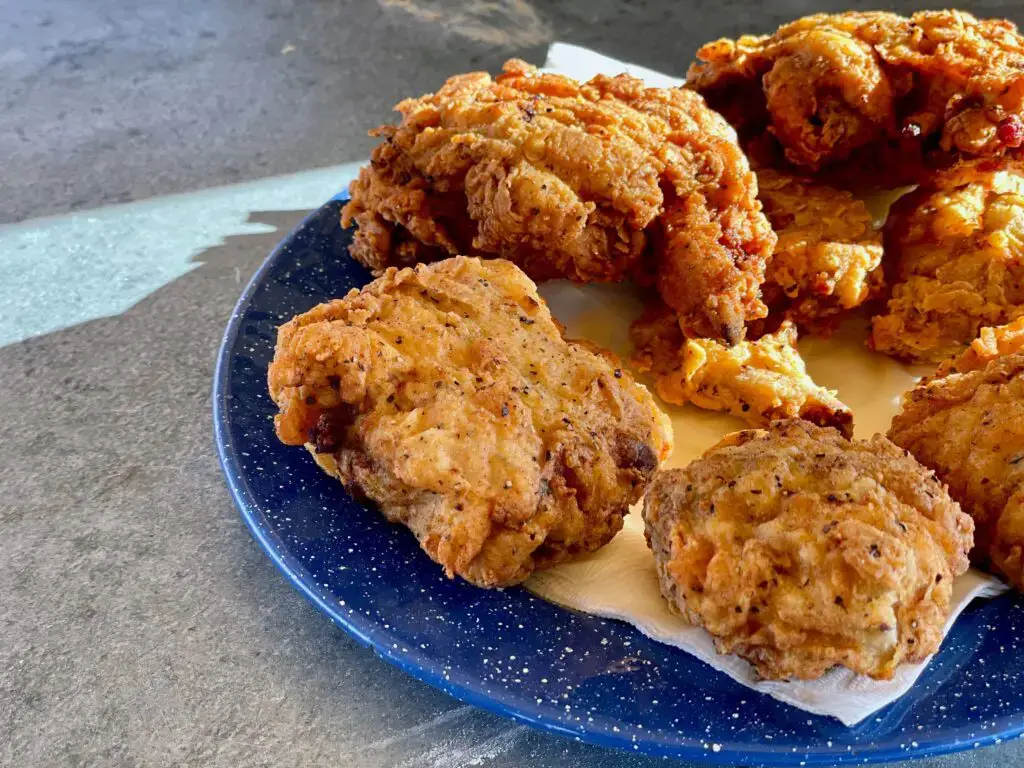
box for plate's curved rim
[212,197,1024,766]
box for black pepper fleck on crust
[643,419,973,681]
[268,256,673,588]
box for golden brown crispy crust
[267,257,673,588]
[933,317,1024,378]
[870,159,1024,363]
[630,303,852,435]
[342,59,776,343]
[688,11,1024,182]
[644,419,973,680]
[889,352,1024,590]
[756,169,884,334]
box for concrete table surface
[4,1,1024,766]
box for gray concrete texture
[5,0,1020,224]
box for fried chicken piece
[342,59,776,343]
[870,160,1024,363]
[933,317,1024,377]
[267,257,673,588]
[688,11,1024,182]
[644,419,973,680]
[631,303,852,435]
[889,352,1024,589]
[757,169,884,333]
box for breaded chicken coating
[644,420,973,680]
[757,169,884,334]
[890,351,1024,590]
[871,160,1024,362]
[631,304,852,435]
[688,11,1024,182]
[267,257,673,588]
[933,317,1024,377]
[342,59,776,343]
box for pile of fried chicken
[268,10,1024,682]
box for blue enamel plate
[213,195,1024,765]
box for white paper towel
[543,41,685,89]
[528,515,1005,726]
[523,49,1011,722]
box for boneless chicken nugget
[890,350,1024,590]
[644,420,973,680]
[268,257,673,588]
[630,304,852,435]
